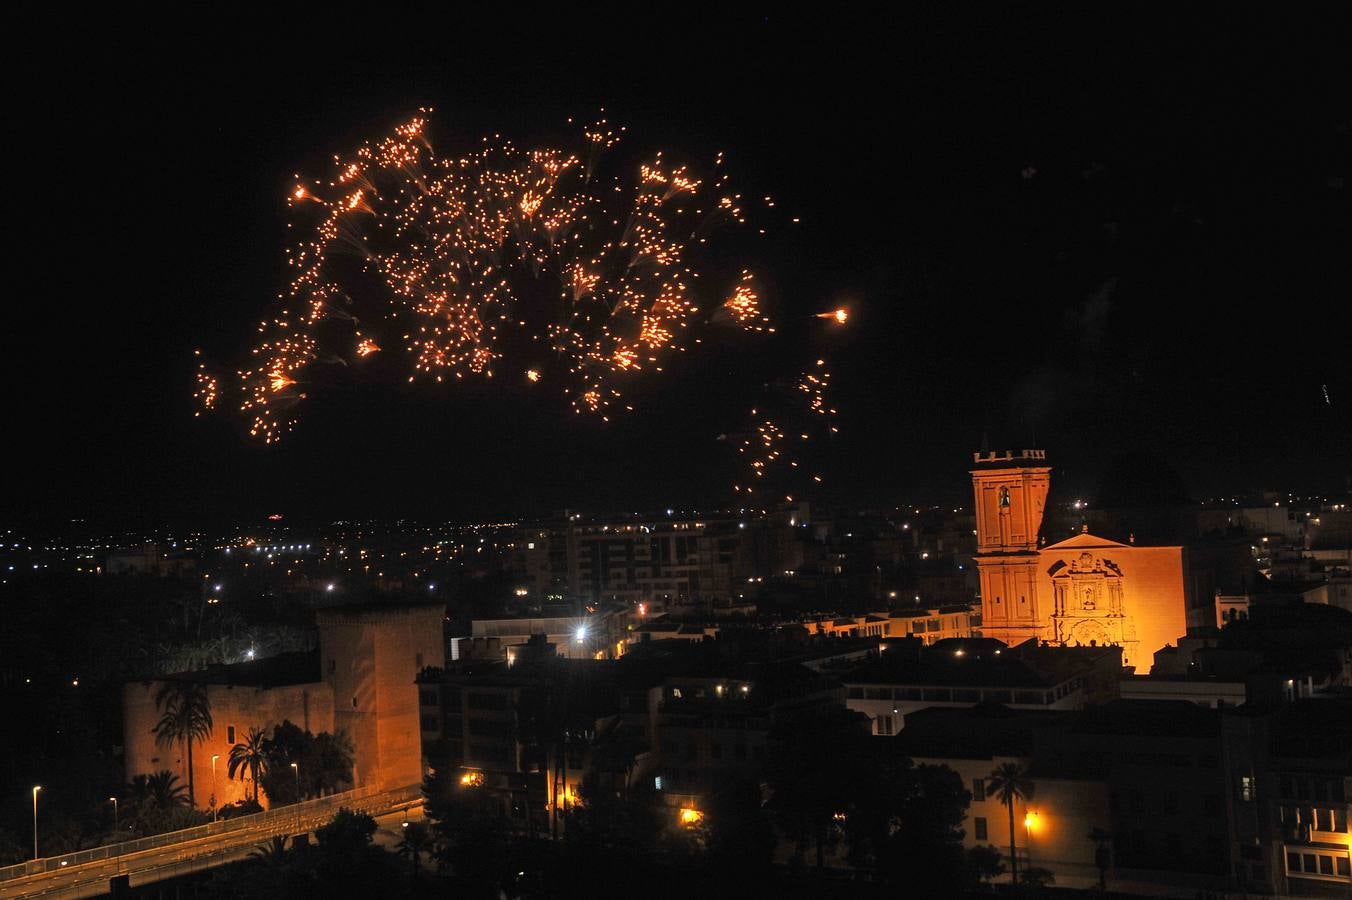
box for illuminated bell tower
[971,450,1052,647]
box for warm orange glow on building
[679,807,704,826]
[460,770,485,787]
[972,450,1188,669]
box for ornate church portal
[1048,550,1138,660]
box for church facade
[971,450,1188,670]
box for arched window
[999,487,1011,508]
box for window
[1319,855,1333,875]
[468,718,514,738]
[654,776,663,791]
[1338,857,1350,877]
[468,692,508,710]
[1239,776,1256,802]
[999,487,1010,508]
[1287,851,1300,872]
[329,658,336,673]
[352,695,357,708]
[975,817,987,840]
[877,715,894,736]
[973,778,985,800]
[227,725,236,744]
[1315,808,1334,832]
[1303,854,1316,873]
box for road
[1,797,422,899]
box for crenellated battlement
[972,448,1047,465]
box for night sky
[9,7,1349,527]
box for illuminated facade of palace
[971,450,1189,670]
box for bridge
[0,784,422,899]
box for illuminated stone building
[972,450,1189,670]
[123,600,444,809]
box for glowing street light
[108,796,118,831]
[211,755,220,821]
[32,786,40,860]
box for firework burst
[197,111,783,441]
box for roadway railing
[0,783,420,883]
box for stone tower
[971,449,1052,647]
[316,602,446,790]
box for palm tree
[153,680,213,808]
[228,726,269,802]
[396,821,434,878]
[144,770,191,809]
[987,762,1034,886]
[249,835,291,869]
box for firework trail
[196,111,783,442]
[729,356,840,503]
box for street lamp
[211,755,220,822]
[108,796,118,831]
[1024,810,1038,876]
[290,763,300,834]
[31,786,40,861]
